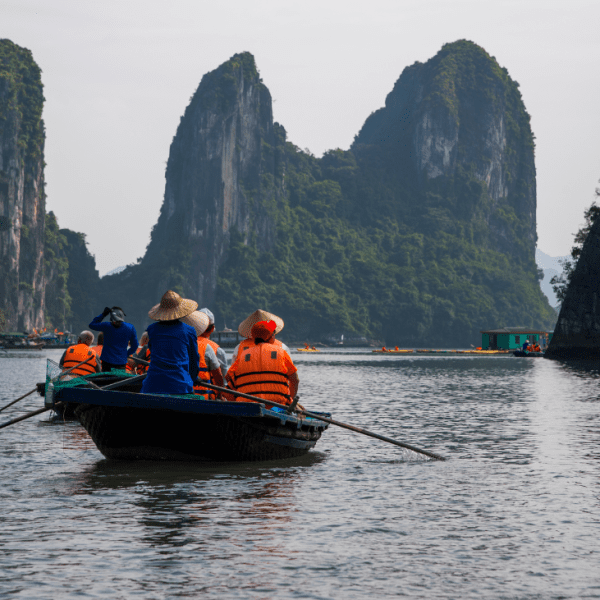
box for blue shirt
[89,313,138,365]
[141,321,200,395]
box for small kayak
[513,351,544,357]
[297,348,320,352]
[372,349,414,353]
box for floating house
[480,328,549,350]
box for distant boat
[0,343,45,350]
[0,334,45,350]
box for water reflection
[70,453,326,494]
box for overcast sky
[3,0,599,275]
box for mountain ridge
[95,41,555,345]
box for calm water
[1,348,599,599]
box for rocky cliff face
[546,216,600,359]
[0,40,46,331]
[354,41,537,261]
[103,53,284,327]
[100,43,554,344]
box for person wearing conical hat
[230,309,291,365]
[197,307,228,379]
[89,306,138,372]
[141,290,200,395]
[181,310,224,398]
[227,320,299,408]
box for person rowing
[140,291,200,395]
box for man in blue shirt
[89,307,138,372]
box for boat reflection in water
[68,453,326,568]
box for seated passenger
[91,332,104,359]
[198,307,228,380]
[141,291,200,395]
[126,331,150,374]
[231,309,290,362]
[59,330,101,376]
[227,320,299,408]
[89,306,138,372]
[522,340,530,352]
[181,311,224,398]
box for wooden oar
[0,355,96,414]
[198,381,446,461]
[0,404,59,430]
[129,355,444,460]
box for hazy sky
[3,0,599,275]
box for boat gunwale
[55,386,330,430]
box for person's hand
[102,307,111,317]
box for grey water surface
[0,349,599,599]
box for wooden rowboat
[47,376,330,461]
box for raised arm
[89,307,112,331]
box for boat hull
[54,386,329,462]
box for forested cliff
[102,40,554,345]
[0,40,98,334]
[0,40,47,331]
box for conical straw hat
[148,290,198,321]
[238,309,284,338]
[181,310,210,336]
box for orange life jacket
[194,337,214,397]
[63,344,97,376]
[91,345,102,359]
[127,345,151,374]
[238,337,283,353]
[230,342,292,405]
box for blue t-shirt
[89,313,138,365]
[141,320,200,395]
